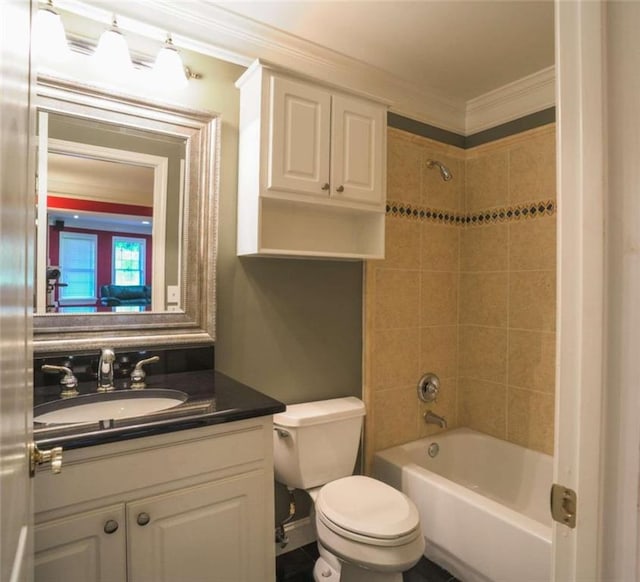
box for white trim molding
[60,0,554,135]
[466,66,556,135]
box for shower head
[426,159,453,182]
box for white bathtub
[373,428,552,582]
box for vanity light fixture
[153,34,188,88]
[93,16,134,78]
[34,0,70,62]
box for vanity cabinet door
[35,504,126,582]
[127,470,270,582]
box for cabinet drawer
[36,422,269,515]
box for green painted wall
[50,11,364,405]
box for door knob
[137,512,151,526]
[104,520,119,534]
[29,442,63,477]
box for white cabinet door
[268,75,331,198]
[128,471,270,582]
[35,505,126,582]
[330,94,385,206]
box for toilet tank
[273,397,365,490]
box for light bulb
[153,36,188,88]
[33,3,70,63]
[93,18,133,80]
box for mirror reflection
[36,113,186,314]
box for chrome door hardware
[29,442,63,477]
[550,483,577,528]
[417,373,440,403]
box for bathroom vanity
[33,367,285,582]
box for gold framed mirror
[33,76,219,353]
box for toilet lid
[316,475,420,540]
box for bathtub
[373,428,552,582]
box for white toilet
[273,397,425,582]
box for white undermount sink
[34,389,188,424]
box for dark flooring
[276,543,460,582]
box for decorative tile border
[386,199,555,227]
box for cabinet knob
[103,520,119,534]
[336,185,344,193]
[137,512,151,526]
[321,182,330,191]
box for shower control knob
[417,372,440,403]
[136,512,151,526]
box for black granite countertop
[33,370,285,450]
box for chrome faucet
[424,410,447,429]
[97,348,116,392]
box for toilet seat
[315,476,421,547]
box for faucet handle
[130,356,160,390]
[42,364,79,399]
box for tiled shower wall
[363,124,556,470]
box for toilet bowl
[313,475,424,581]
[273,398,425,582]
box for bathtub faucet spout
[424,410,447,429]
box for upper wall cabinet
[236,61,387,259]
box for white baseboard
[275,517,316,556]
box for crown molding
[465,66,556,135]
[63,0,467,133]
[62,0,551,136]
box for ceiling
[215,1,555,103]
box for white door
[268,75,331,198]
[0,1,35,582]
[330,94,385,207]
[553,1,605,580]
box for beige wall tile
[509,270,556,331]
[374,269,420,330]
[420,325,458,379]
[420,271,458,326]
[509,131,556,204]
[371,328,421,391]
[508,329,556,393]
[422,154,465,212]
[507,387,555,454]
[373,386,420,451]
[375,216,421,270]
[459,325,507,384]
[459,272,508,327]
[458,378,506,439]
[509,216,556,271]
[419,377,458,437]
[421,223,459,272]
[460,223,508,272]
[465,150,509,212]
[387,133,422,205]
